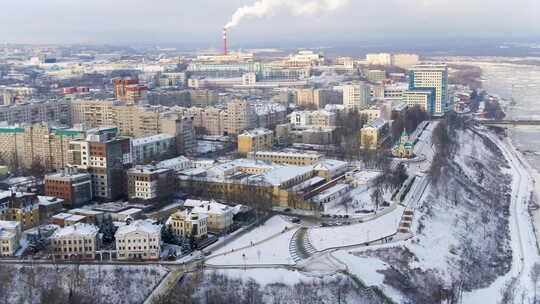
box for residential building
[156,156,191,172]
[237,128,273,154]
[68,133,131,200]
[127,165,176,202]
[289,110,337,127]
[113,78,139,101]
[0,100,71,125]
[69,100,196,154]
[343,82,370,110]
[115,220,161,260]
[223,99,257,136]
[183,199,233,232]
[131,134,175,164]
[0,123,117,171]
[189,89,218,107]
[0,221,21,256]
[247,151,322,166]
[366,70,387,83]
[50,223,100,260]
[166,210,208,240]
[0,192,40,230]
[359,118,390,150]
[45,169,93,207]
[408,64,449,116]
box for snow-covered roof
[0,220,19,231]
[38,196,64,206]
[156,156,191,170]
[238,128,272,138]
[118,208,143,216]
[184,199,233,215]
[68,208,104,215]
[362,118,388,130]
[258,166,314,186]
[312,183,350,202]
[313,159,348,173]
[115,219,161,237]
[51,223,99,239]
[52,213,74,220]
[248,150,322,159]
[131,133,174,146]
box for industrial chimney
[223,28,228,55]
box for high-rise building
[343,82,371,111]
[0,123,117,171]
[113,78,139,100]
[408,64,449,116]
[68,133,131,201]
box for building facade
[167,210,208,240]
[343,82,370,111]
[115,220,161,261]
[408,64,449,116]
[50,223,100,260]
[127,166,176,202]
[44,169,93,207]
[237,128,273,154]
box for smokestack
[223,28,228,55]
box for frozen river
[477,61,540,174]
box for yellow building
[392,129,414,158]
[247,151,322,166]
[360,118,390,150]
[0,192,40,230]
[237,128,273,154]
[167,210,208,240]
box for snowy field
[211,216,297,257]
[207,228,296,265]
[309,206,404,251]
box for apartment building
[131,134,175,164]
[167,210,208,240]
[0,123,117,171]
[359,118,390,150]
[343,82,371,111]
[69,100,196,154]
[0,221,21,256]
[247,151,322,166]
[189,89,218,107]
[44,168,93,207]
[50,223,100,260]
[183,199,233,232]
[0,100,71,125]
[289,110,337,127]
[296,88,341,109]
[366,70,387,83]
[68,133,131,200]
[127,165,176,202]
[238,128,273,154]
[223,99,257,136]
[115,220,161,260]
[0,192,40,230]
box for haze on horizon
[1,0,538,45]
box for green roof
[401,129,409,137]
[0,127,24,133]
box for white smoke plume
[224,0,348,29]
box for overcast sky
[1,0,539,45]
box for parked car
[291,217,301,224]
[284,208,291,212]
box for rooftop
[115,219,161,237]
[238,128,272,138]
[51,223,99,238]
[131,133,174,146]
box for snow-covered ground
[207,228,297,265]
[463,131,540,303]
[308,205,404,251]
[209,216,298,264]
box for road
[465,129,539,303]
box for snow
[207,228,296,265]
[116,219,161,237]
[212,216,296,257]
[51,223,99,238]
[309,206,404,251]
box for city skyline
[1,0,538,45]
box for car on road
[291,217,301,224]
[283,208,291,212]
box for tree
[26,155,47,178]
[531,263,540,303]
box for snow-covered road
[464,130,539,303]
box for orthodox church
[392,129,414,158]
